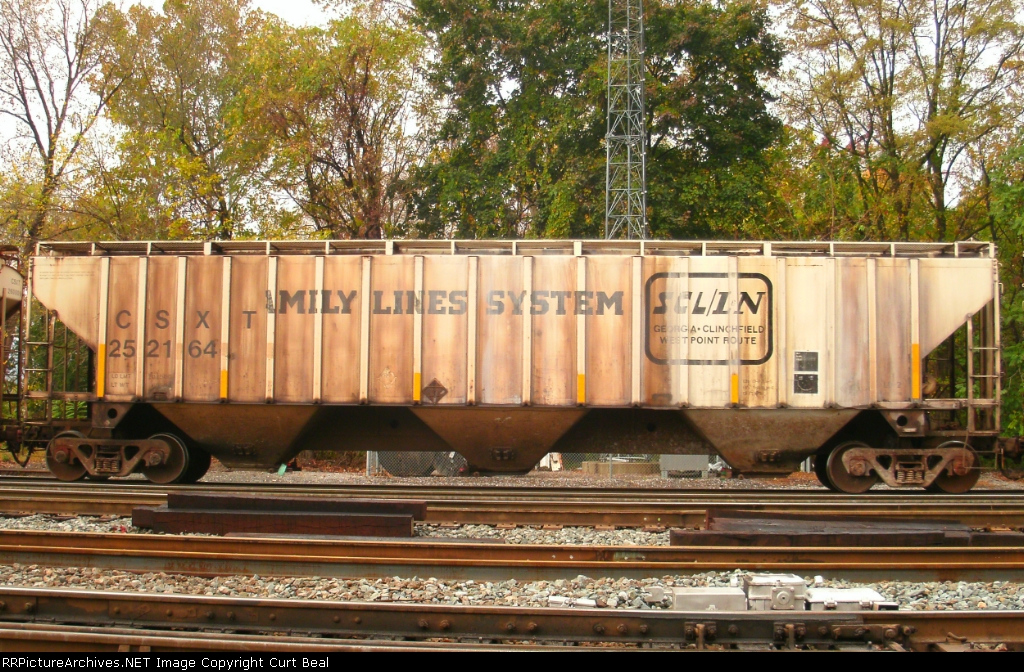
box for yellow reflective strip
[577,373,586,404]
[413,372,422,402]
[730,373,739,405]
[97,343,106,398]
[220,370,228,399]
[911,343,921,399]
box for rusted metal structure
[1,239,1017,492]
[1,586,1024,650]
[10,480,1024,526]
[4,526,1024,580]
[131,493,426,536]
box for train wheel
[825,441,879,494]
[45,431,87,482]
[926,443,981,494]
[813,453,836,491]
[178,445,212,484]
[142,433,190,484]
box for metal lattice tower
[604,0,648,239]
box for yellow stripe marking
[911,343,921,399]
[413,372,422,402]
[220,370,229,399]
[577,373,586,405]
[97,343,106,398]
[730,373,739,405]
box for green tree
[645,0,782,238]
[411,0,783,239]
[984,134,1024,433]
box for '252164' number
[108,340,217,358]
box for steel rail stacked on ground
[3,528,1024,581]
[0,586,1018,651]
[4,481,1024,524]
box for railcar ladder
[21,297,56,424]
[0,285,23,421]
[21,299,91,425]
[965,305,1000,434]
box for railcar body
[2,239,1015,492]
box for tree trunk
[24,170,57,257]
[928,154,947,241]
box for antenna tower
[604,0,647,239]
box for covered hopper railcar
[1,239,1018,492]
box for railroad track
[5,475,1024,499]
[0,469,51,479]
[3,480,1024,527]
[0,586,1017,651]
[1,528,1022,581]
[0,623,572,652]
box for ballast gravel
[0,564,1020,612]
[0,514,212,536]
[0,515,1020,610]
[416,524,669,545]
[0,514,669,545]
[196,467,1023,491]
[0,514,135,534]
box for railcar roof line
[31,239,996,259]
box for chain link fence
[365,451,466,477]
[366,451,719,478]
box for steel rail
[1,529,1023,581]
[4,482,1024,526]
[0,623,571,652]
[0,586,1018,651]
[0,470,50,479]
[8,476,1024,500]
[6,477,1024,497]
